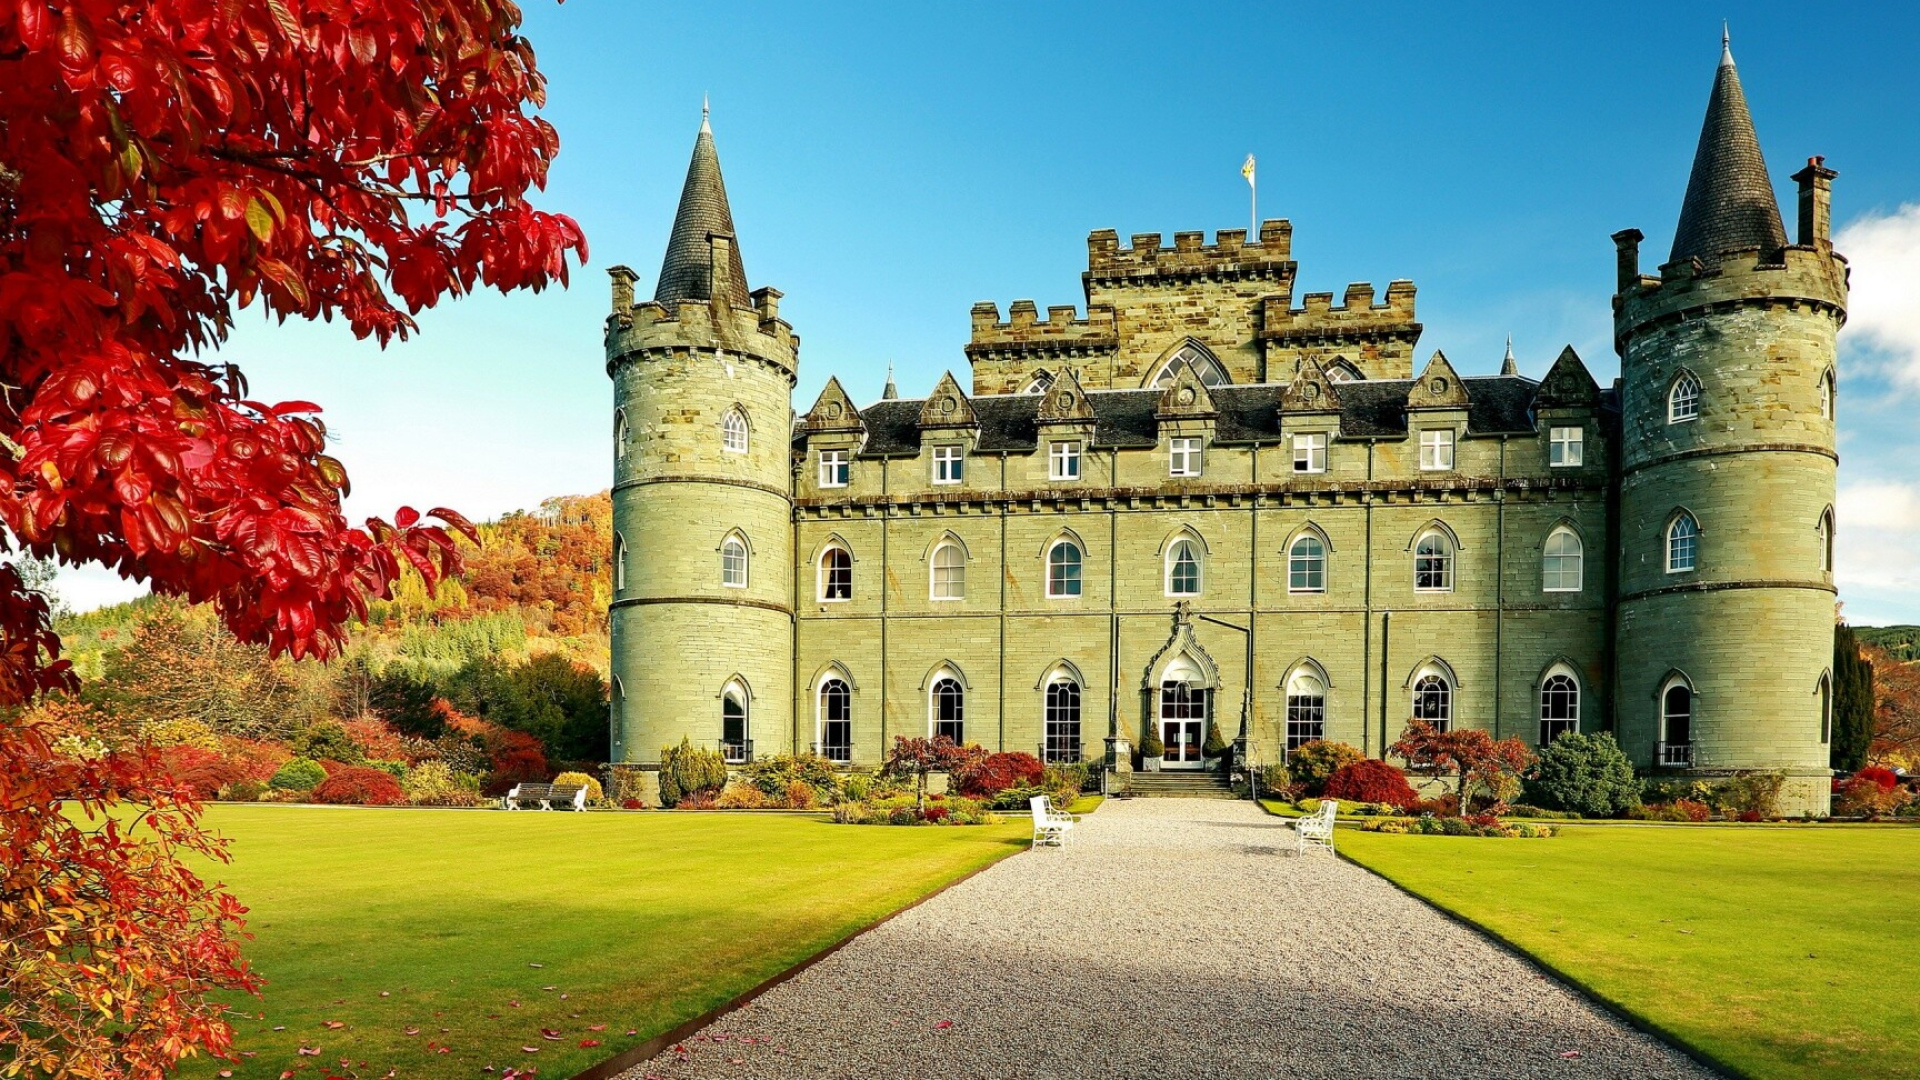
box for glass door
[1159,681,1207,769]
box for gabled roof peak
[1669,33,1788,264]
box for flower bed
[1361,815,1556,838]
[831,793,1002,826]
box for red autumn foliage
[1672,799,1713,822]
[957,751,1045,797]
[161,745,246,800]
[886,736,989,811]
[1322,759,1420,808]
[219,737,293,784]
[340,715,417,763]
[1392,720,1537,813]
[1854,765,1900,793]
[437,698,549,787]
[0,714,258,1073]
[310,765,407,806]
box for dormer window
[933,446,964,485]
[1169,438,1203,478]
[1550,426,1583,467]
[1292,433,1327,474]
[1049,441,1081,481]
[819,449,850,488]
[1419,429,1454,471]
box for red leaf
[579,1039,601,1048]
[394,506,420,530]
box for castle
[603,41,1848,815]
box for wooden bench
[501,783,588,811]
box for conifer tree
[1834,624,1875,772]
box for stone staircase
[1124,769,1236,799]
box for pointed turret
[1669,32,1788,264]
[1500,335,1520,377]
[655,102,752,307]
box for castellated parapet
[1083,220,1295,283]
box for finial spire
[882,362,899,400]
[1501,334,1519,376]
[1721,21,1732,66]
[701,94,710,134]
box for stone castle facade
[604,44,1848,814]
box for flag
[1241,154,1256,187]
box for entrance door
[1159,681,1207,769]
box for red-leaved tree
[885,736,987,812]
[1391,720,1537,814]
[1,2,584,1074]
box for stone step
[1126,772,1237,799]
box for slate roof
[654,118,752,307]
[1669,43,1788,264]
[841,375,1546,457]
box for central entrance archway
[1159,656,1208,769]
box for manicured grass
[178,807,1029,1079]
[1340,824,1920,1080]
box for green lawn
[178,806,1029,1079]
[1340,824,1920,1080]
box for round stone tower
[1611,38,1847,816]
[604,108,796,801]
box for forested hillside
[34,493,616,803]
[1855,626,1920,663]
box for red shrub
[621,798,645,810]
[310,766,407,806]
[1737,809,1762,822]
[219,738,291,784]
[1409,795,1460,818]
[158,745,241,799]
[1672,798,1712,822]
[441,700,548,787]
[1855,765,1900,793]
[923,804,951,822]
[1323,759,1419,808]
[957,751,1044,797]
[341,716,418,763]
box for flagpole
[1242,153,1257,238]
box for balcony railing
[1657,741,1694,768]
[720,739,753,765]
[811,741,852,764]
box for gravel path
[619,799,1716,1080]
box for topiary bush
[659,737,728,808]
[1287,740,1364,796]
[957,751,1044,797]
[1138,722,1165,760]
[222,779,266,802]
[401,760,485,807]
[311,765,408,806]
[1526,732,1640,818]
[268,756,328,792]
[551,770,605,804]
[1323,759,1419,808]
[1202,720,1230,760]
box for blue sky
[55,3,1920,621]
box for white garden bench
[1288,799,1339,855]
[501,782,588,811]
[1029,795,1079,848]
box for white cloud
[1836,203,1920,390]
[1837,478,1920,625]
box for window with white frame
[1044,678,1081,763]
[931,676,964,743]
[818,449,850,487]
[1669,373,1701,423]
[1285,669,1326,751]
[720,534,748,588]
[1288,534,1326,593]
[1414,531,1454,592]
[1166,538,1201,596]
[615,411,629,461]
[1169,437,1203,477]
[819,545,852,601]
[1542,527,1583,592]
[721,408,749,454]
[1046,540,1082,597]
[1420,429,1454,470]
[931,542,965,600]
[1660,680,1693,765]
[722,683,749,762]
[932,445,964,484]
[1292,432,1328,474]
[1539,672,1578,745]
[613,533,627,593]
[1048,441,1081,481]
[1411,670,1453,733]
[1818,510,1834,573]
[1666,513,1698,573]
[819,678,852,762]
[1550,426,1583,467]
[1820,370,1834,421]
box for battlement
[1259,280,1419,340]
[603,266,798,380]
[1613,240,1849,345]
[1084,219,1295,282]
[964,300,1119,358]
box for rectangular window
[932,445,964,484]
[1292,433,1327,474]
[818,449,850,488]
[1169,437,1203,477]
[1049,441,1081,481]
[1420,429,1454,471]
[1550,426,1583,467]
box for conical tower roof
[1669,34,1788,264]
[655,104,751,307]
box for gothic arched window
[1412,670,1452,733]
[721,407,749,454]
[1047,539,1083,598]
[1289,534,1326,594]
[1543,527,1583,592]
[1166,538,1201,597]
[720,533,749,588]
[819,544,853,601]
[1285,668,1327,751]
[1539,670,1579,745]
[931,542,965,600]
[1044,676,1081,763]
[1414,532,1454,592]
[931,676,964,743]
[819,678,852,762]
[1668,372,1702,424]
[1666,513,1698,573]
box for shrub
[1409,794,1459,818]
[292,720,364,764]
[987,783,1049,811]
[1202,720,1230,759]
[1526,732,1640,817]
[1139,722,1165,759]
[1836,775,1911,818]
[1671,798,1712,822]
[958,751,1044,797]
[832,801,868,824]
[552,770,606,803]
[886,736,987,810]
[659,737,728,808]
[1043,761,1092,793]
[713,780,775,809]
[1505,804,1581,820]
[402,761,485,807]
[785,780,818,810]
[340,716,420,763]
[160,746,243,800]
[1287,740,1364,795]
[222,778,266,802]
[311,766,408,806]
[840,772,872,803]
[1712,771,1786,819]
[1854,765,1900,793]
[268,756,328,792]
[134,715,222,750]
[1323,759,1419,808]
[744,751,840,804]
[675,789,720,810]
[1257,763,1290,793]
[621,797,645,810]
[888,806,918,826]
[366,758,409,781]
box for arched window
[613,533,627,593]
[819,545,853,601]
[1414,532,1454,592]
[1542,527,1583,592]
[1817,509,1834,574]
[931,542,965,600]
[1289,535,1326,594]
[931,676,964,743]
[1660,678,1693,767]
[1412,670,1452,733]
[1047,540,1082,598]
[721,407,749,454]
[614,410,629,461]
[1285,669,1326,752]
[721,682,750,763]
[1166,538,1201,597]
[1666,513,1698,573]
[1668,372,1701,424]
[1820,369,1834,421]
[819,678,852,762]
[1818,672,1833,744]
[720,534,748,588]
[1150,344,1229,388]
[1044,677,1081,763]
[1539,670,1579,745]
[1023,369,1055,394]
